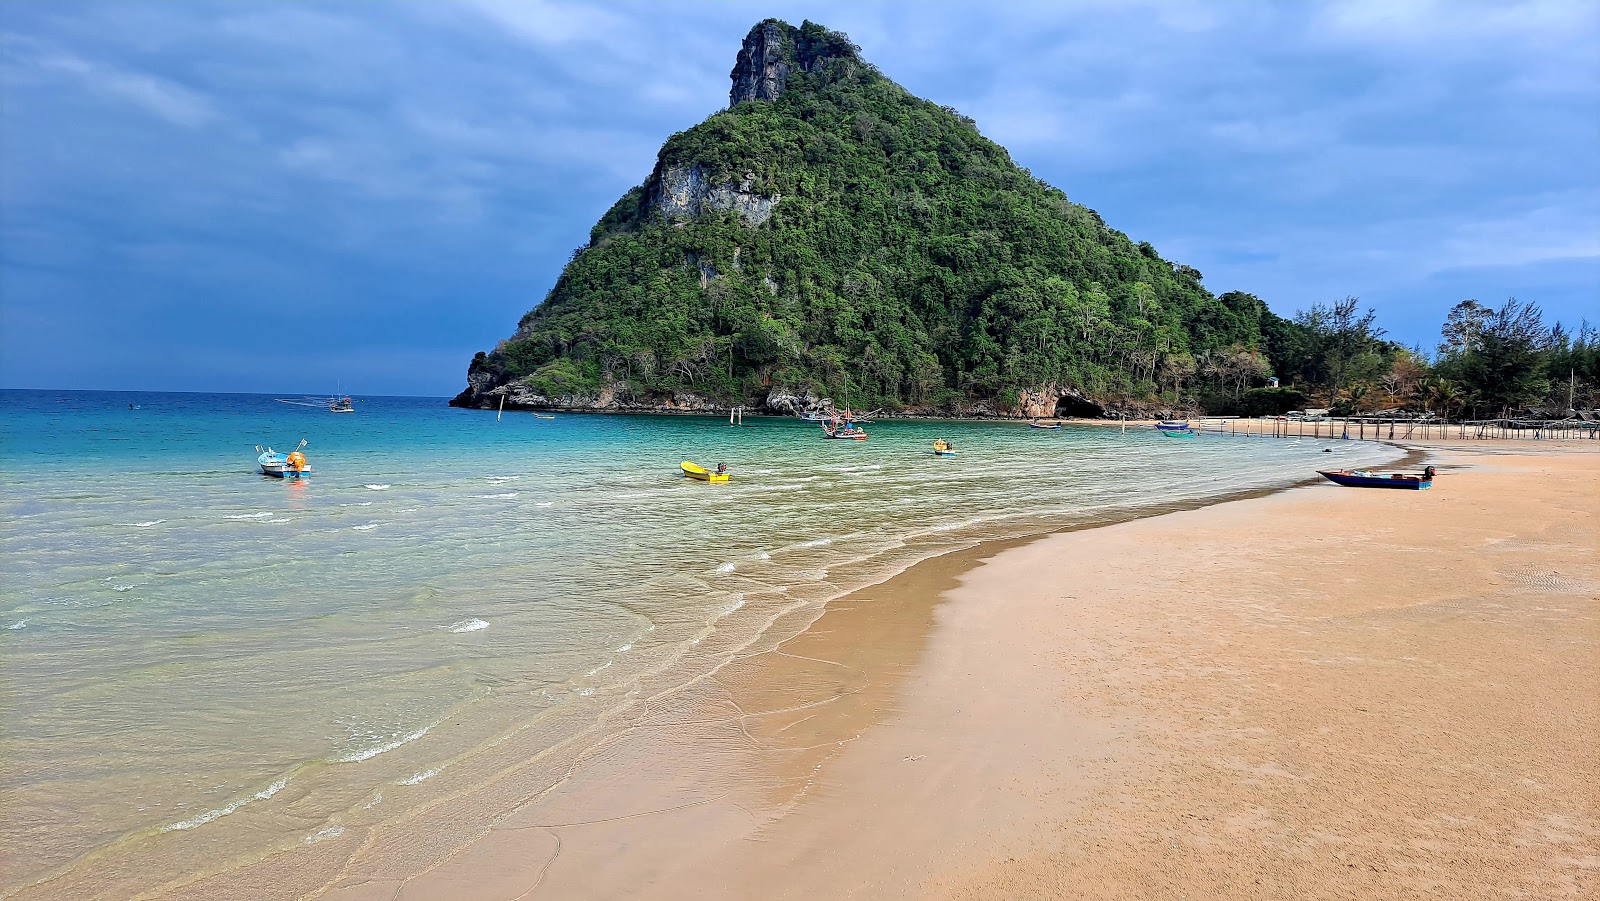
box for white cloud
[34,51,216,127]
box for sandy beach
[307,441,1597,901]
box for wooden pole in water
[498,395,505,422]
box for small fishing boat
[257,440,311,478]
[797,411,835,423]
[682,461,730,482]
[1318,466,1434,490]
[1156,420,1190,431]
[330,396,355,414]
[821,423,868,440]
[531,412,555,419]
[1028,421,1061,430]
[932,439,956,456]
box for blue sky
[2,0,1596,396]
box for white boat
[256,440,311,478]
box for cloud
[32,49,217,127]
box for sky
[2,0,1596,396]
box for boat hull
[258,452,310,478]
[681,461,730,482]
[933,450,956,456]
[1317,470,1431,490]
[1028,424,1061,430]
[1160,429,1195,438]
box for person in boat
[716,463,728,475]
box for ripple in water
[335,725,433,764]
[161,777,288,833]
[447,619,489,633]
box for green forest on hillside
[460,20,1598,419]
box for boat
[1318,466,1435,490]
[796,411,835,423]
[256,440,311,478]
[1156,420,1191,431]
[821,422,868,440]
[532,412,555,419]
[330,396,355,414]
[1160,428,1195,438]
[1028,421,1061,430]
[681,461,730,482]
[932,439,956,456]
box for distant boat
[822,423,867,440]
[1318,467,1434,490]
[275,395,355,413]
[256,440,311,478]
[682,461,730,482]
[531,412,555,419]
[1028,421,1061,430]
[932,439,956,456]
[796,411,834,423]
[1156,420,1190,431]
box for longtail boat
[1317,466,1435,490]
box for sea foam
[365,484,390,490]
[161,777,288,832]
[448,618,489,633]
[336,725,432,763]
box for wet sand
[278,443,1600,898]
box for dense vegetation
[464,20,1284,414]
[459,20,1597,420]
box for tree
[1460,298,1549,415]
[1295,297,1385,404]
[1438,299,1491,358]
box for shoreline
[383,439,1596,899]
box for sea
[0,389,1401,895]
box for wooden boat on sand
[1318,466,1434,490]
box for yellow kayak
[682,461,730,482]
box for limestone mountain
[452,18,1279,417]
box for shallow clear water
[0,389,1400,890]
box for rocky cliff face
[729,20,790,106]
[648,164,778,226]
[729,19,861,106]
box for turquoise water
[0,389,1400,894]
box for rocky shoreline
[448,381,1189,421]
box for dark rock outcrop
[729,19,862,107]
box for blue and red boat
[1317,466,1435,490]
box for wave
[614,642,633,653]
[399,769,438,785]
[365,484,391,490]
[585,661,612,677]
[335,724,433,763]
[305,825,344,845]
[339,502,373,508]
[535,501,554,508]
[714,562,736,574]
[161,777,288,832]
[472,492,518,499]
[797,538,832,548]
[447,618,489,633]
[123,520,166,528]
[109,584,134,592]
[349,524,378,531]
[222,512,275,520]
[7,620,26,630]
